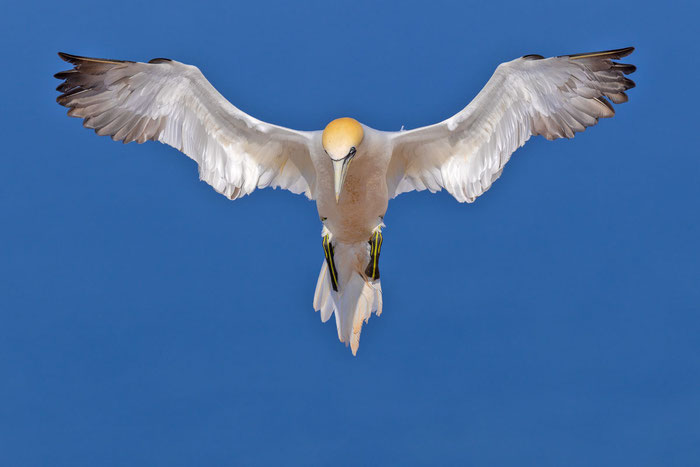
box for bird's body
[55,47,636,354]
[315,125,389,243]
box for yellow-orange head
[322,117,364,160]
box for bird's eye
[349,147,356,157]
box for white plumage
[55,47,636,355]
[387,51,635,202]
[56,55,317,200]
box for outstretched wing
[55,52,319,200]
[387,47,636,202]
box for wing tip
[57,51,73,62]
[56,51,132,65]
[53,69,73,80]
[594,97,616,117]
[614,62,637,75]
[567,46,635,60]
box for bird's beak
[332,153,355,203]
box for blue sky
[1,0,699,465]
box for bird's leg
[365,226,383,281]
[322,230,339,292]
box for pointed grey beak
[332,150,355,203]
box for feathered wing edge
[387,47,636,202]
[54,52,318,200]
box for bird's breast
[315,146,390,243]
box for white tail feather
[313,262,336,323]
[312,241,382,355]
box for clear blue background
[1,0,698,465]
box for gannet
[55,47,636,355]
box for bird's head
[322,117,364,203]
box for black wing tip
[57,52,172,67]
[617,46,635,57]
[57,51,82,63]
[53,70,73,80]
[613,62,637,74]
[57,51,132,65]
[566,46,635,60]
[55,52,136,83]
[603,46,635,57]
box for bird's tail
[313,238,382,355]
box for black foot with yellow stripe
[322,234,339,291]
[365,230,383,281]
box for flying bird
[55,47,636,355]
